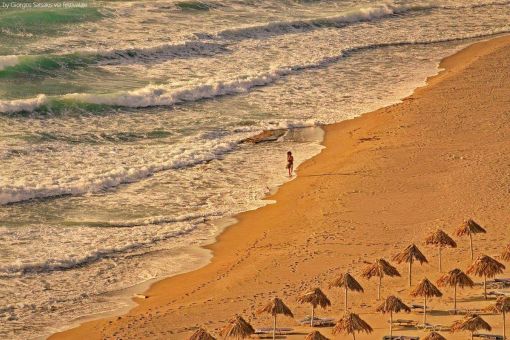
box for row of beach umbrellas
[189,219,510,339]
[190,295,510,340]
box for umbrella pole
[423,296,427,324]
[454,283,457,314]
[310,306,315,327]
[390,311,393,338]
[345,285,348,312]
[503,310,506,340]
[273,315,276,340]
[409,259,412,287]
[438,247,442,272]
[469,233,474,260]
[484,274,487,300]
[378,276,382,300]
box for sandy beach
[50,35,510,339]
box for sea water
[1,0,510,338]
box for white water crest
[0,118,319,204]
[211,1,510,39]
[0,55,20,70]
[63,72,285,107]
[0,95,47,113]
[2,27,510,114]
[0,222,199,276]
[0,140,238,204]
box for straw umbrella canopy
[362,258,401,300]
[486,296,510,339]
[451,314,491,340]
[437,268,474,314]
[502,244,510,262]
[376,295,411,338]
[455,219,487,260]
[220,315,255,339]
[297,288,331,327]
[393,243,428,286]
[422,331,447,340]
[410,278,442,324]
[189,328,216,340]
[332,312,373,340]
[467,255,505,300]
[257,297,293,340]
[329,273,364,311]
[304,330,330,340]
[425,229,457,272]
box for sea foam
[0,140,237,205]
[212,1,510,40]
[0,55,20,70]
[2,26,510,115]
[0,95,47,114]
[216,3,411,39]
[0,223,198,275]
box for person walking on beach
[286,151,294,177]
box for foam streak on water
[1,0,509,338]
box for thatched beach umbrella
[467,255,505,300]
[362,258,401,300]
[333,312,373,340]
[455,219,487,260]
[451,314,491,340]
[423,331,446,340]
[304,330,330,340]
[393,243,428,286]
[486,296,510,339]
[297,288,331,327]
[189,328,216,340]
[502,244,510,262]
[425,229,457,272]
[376,295,411,338]
[410,278,442,324]
[437,268,474,314]
[329,272,364,311]
[220,315,255,339]
[257,297,293,340]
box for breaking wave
[0,118,318,205]
[89,211,223,228]
[0,95,47,113]
[2,1,508,78]
[207,1,510,40]
[0,140,238,205]
[2,27,510,115]
[0,41,229,78]
[0,55,20,71]
[0,223,199,276]
[214,2,419,40]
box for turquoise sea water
[1,0,510,338]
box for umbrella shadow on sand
[257,336,294,339]
[459,294,498,302]
[428,310,455,316]
[256,329,311,339]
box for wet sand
[50,35,510,339]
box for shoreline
[44,244,213,339]
[51,35,510,339]
[43,125,325,339]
